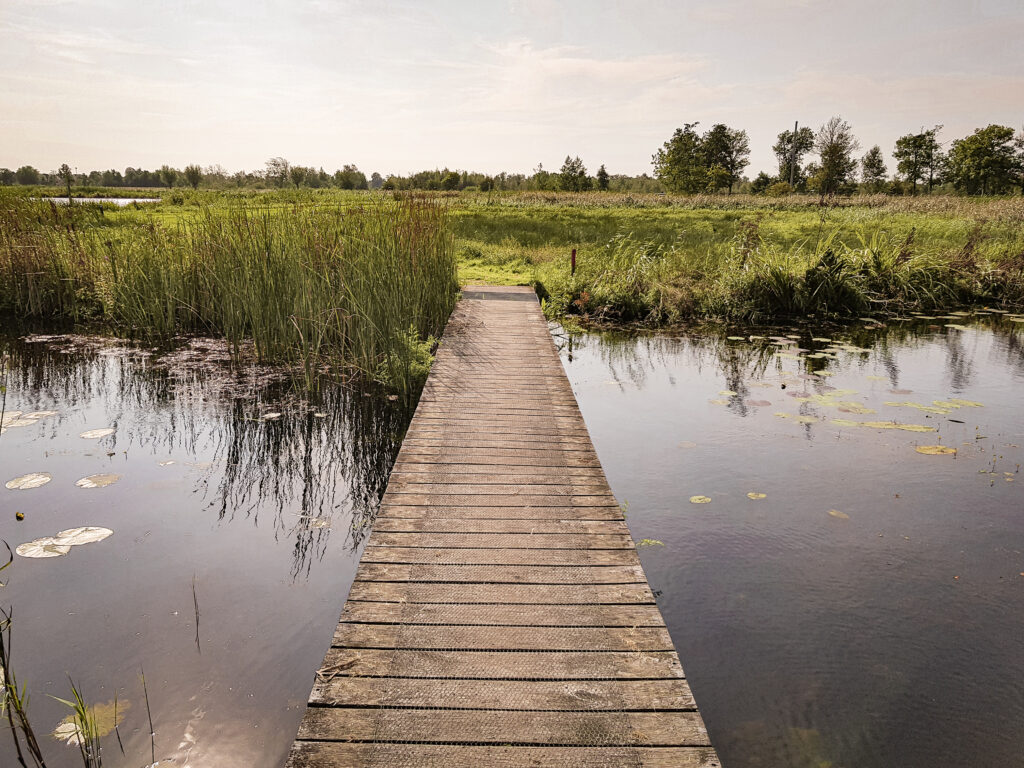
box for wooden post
[571,248,576,276]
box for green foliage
[773,126,815,189]
[183,164,202,189]
[0,191,458,396]
[893,127,944,193]
[945,124,1022,195]
[653,123,750,194]
[860,146,888,192]
[595,164,610,191]
[558,156,591,192]
[809,116,860,195]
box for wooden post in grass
[571,248,576,276]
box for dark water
[558,313,1024,768]
[0,334,404,767]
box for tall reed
[0,193,458,395]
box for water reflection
[558,313,1024,768]
[0,332,405,768]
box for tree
[944,124,1021,195]
[369,171,384,190]
[159,165,177,189]
[183,164,202,189]
[289,165,307,188]
[595,164,610,191]
[15,166,40,185]
[702,124,750,193]
[809,116,860,195]
[558,156,591,192]
[750,171,775,194]
[893,127,944,193]
[58,163,74,199]
[265,157,290,187]
[0,168,14,186]
[652,123,707,193]
[860,146,887,192]
[772,126,815,189]
[441,170,460,190]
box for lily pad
[0,411,23,423]
[718,390,738,396]
[23,411,58,419]
[75,474,120,489]
[54,526,114,545]
[689,495,712,504]
[828,509,850,520]
[261,412,282,420]
[52,700,128,745]
[915,445,957,455]
[2,418,38,428]
[948,398,983,408]
[747,492,767,500]
[746,399,772,407]
[16,537,71,558]
[6,472,52,490]
[79,428,115,439]
[726,336,745,341]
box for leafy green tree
[441,170,461,190]
[750,171,775,194]
[944,124,1021,195]
[772,126,815,189]
[893,127,943,193]
[652,123,707,193]
[288,165,307,188]
[702,124,750,193]
[860,146,888,192]
[15,166,40,185]
[183,164,202,189]
[809,116,860,195]
[558,156,591,192]
[57,163,74,199]
[265,157,290,187]
[0,168,14,186]
[595,164,610,191]
[369,171,383,190]
[159,165,177,189]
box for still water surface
[0,333,404,767]
[560,314,1023,768]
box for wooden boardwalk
[287,286,720,768]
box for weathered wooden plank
[296,708,711,746]
[288,743,721,768]
[316,647,685,679]
[339,602,665,627]
[360,547,638,566]
[346,581,654,603]
[308,676,695,710]
[333,623,675,651]
[378,494,616,507]
[353,563,647,584]
[383,482,612,495]
[377,505,623,520]
[371,518,629,534]
[367,532,634,549]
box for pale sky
[2,0,1022,178]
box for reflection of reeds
[1,605,49,767]
[0,193,457,396]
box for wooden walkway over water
[287,286,719,768]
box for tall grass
[538,225,1024,323]
[0,193,458,395]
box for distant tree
[101,169,123,187]
[944,124,1020,195]
[809,116,860,195]
[159,165,177,189]
[595,164,610,191]
[0,168,14,186]
[441,170,461,191]
[57,163,73,199]
[558,156,590,192]
[653,123,707,193]
[265,157,290,187]
[369,171,383,190]
[288,165,307,188]
[860,146,888,192]
[532,162,554,191]
[750,171,775,194]
[893,127,944,193]
[703,124,750,193]
[183,164,202,189]
[479,176,494,192]
[772,126,815,189]
[15,165,40,185]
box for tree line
[653,118,1024,196]
[4,120,1023,196]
